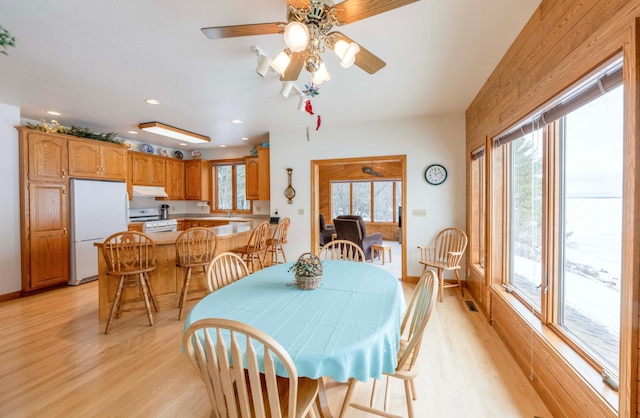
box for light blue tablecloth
[184,259,405,383]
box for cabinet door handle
[63,228,67,235]
[97,166,101,173]
[61,169,66,178]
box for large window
[470,148,486,269]
[212,161,250,213]
[331,180,401,222]
[496,61,623,378]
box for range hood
[132,185,169,198]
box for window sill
[491,285,618,413]
[469,263,485,277]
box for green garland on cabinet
[25,119,122,144]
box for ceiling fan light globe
[339,43,360,68]
[284,22,309,53]
[271,51,292,75]
[311,62,331,85]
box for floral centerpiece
[288,252,323,290]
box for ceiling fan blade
[326,32,386,74]
[281,52,305,81]
[201,23,284,40]
[287,0,309,8]
[332,0,419,24]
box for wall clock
[424,164,447,185]
[284,168,296,204]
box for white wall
[269,114,466,277]
[0,103,22,294]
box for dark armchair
[319,214,335,247]
[333,215,383,261]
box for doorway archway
[310,155,407,280]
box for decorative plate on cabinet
[141,143,154,154]
[174,150,184,159]
[159,148,168,157]
[191,150,202,159]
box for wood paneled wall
[466,0,640,416]
[318,160,402,240]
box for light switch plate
[298,208,304,215]
[412,209,427,217]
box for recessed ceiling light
[220,145,227,148]
[241,137,249,141]
[145,99,161,105]
[231,119,243,124]
[128,131,138,134]
[179,143,188,146]
[46,110,61,116]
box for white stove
[129,208,178,233]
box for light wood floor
[0,280,552,417]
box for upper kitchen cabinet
[185,160,210,201]
[245,147,270,200]
[166,159,185,200]
[68,138,127,181]
[245,156,259,200]
[20,129,68,182]
[130,152,166,186]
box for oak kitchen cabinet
[165,159,185,200]
[185,160,211,201]
[68,138,127,181]
[130,152,166,186]
[26,131,68,182]
[245,146,270,200]
[245,156,259,200]
[17,128,71,291]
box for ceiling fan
[201,0,419,83]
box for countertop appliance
[129,207,178,233]
[69,179,128,286]
[160,204,170,220]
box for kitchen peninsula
[95,219,269,320]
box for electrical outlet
[298,208,304,215]
[412,209,427,217]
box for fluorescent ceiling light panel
[138,122,210,144]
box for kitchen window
[212,160,250,213]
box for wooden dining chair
[319,239,365,262]
[230,221,270,273]
[102,231,158,334]
[418,227,468,302]
[175,227,217,320]
[339,270,439,418]
[183,318,320,418]
[206,252,250,293]
[266,217,290,265]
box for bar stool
[102,231,158,334]
[175,227,217,320]
[266,217,290,265]
[230,221,269,273]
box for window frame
[491,64,623,380]
[330,179,401,224]
[211,158,252,214]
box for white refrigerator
[69,179,129,285]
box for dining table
[184,258,406,418]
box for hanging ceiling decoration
[201,0,419,85]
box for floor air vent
[465,300,478,312]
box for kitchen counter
[95,219,273,320]
[169,213,269,221]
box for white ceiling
[0,0,540,150]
